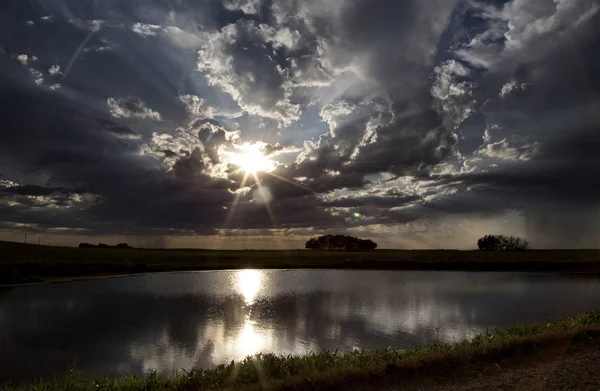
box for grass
[1,241,600,284]
[3,310,600,391]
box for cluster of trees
[477,235,529,251]
[79,243,133,249]
[305,235,377,251]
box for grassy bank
[1,240,600,284]
[3,310,600,391]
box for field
[1,241,599,284]
[1,240,599,285]
[3,310,600,390]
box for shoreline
[1,241,599,286]
[4,311,600,390]
[3,266,600,288]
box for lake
[1,270,600,382]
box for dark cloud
[2,185,72,197]
[322,192,421,210]
[107,97,162,120]
[197,19,301,126]
[1,0,599,247]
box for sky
[0,0,599,249]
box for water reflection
[233,269,268,358]
[1,271,600,382]
[236,320,267,358]
[236,269,262,305]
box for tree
[305,235,377,251]
[477,234,529,251]
[305,238,319,250]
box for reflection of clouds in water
[128,315,312,376]
[124,272,533,373]
[129,270,299,374]
[312,274,507,343]
[2,271,600,381]
[130,329,188,374]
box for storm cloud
[1,0,599,248]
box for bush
[305,235,377,251]
[477,234,529,251]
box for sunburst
[226,144,275,174]
[222,142,314,233]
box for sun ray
[223,170,250,230]
[222,143,280,232]
[262,171,315,194]
[221,142,318,234]
[253,172,276,227]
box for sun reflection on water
[234,270,268,357]
[236,269,262,305]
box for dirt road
[361,337,600,391]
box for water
[1,270,600,382]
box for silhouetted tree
[477,235,529,251]
[305,235,377,251]
[305,238,319,250]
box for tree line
[304,233,529,251]
[305,235,377,251]
[78,235,527,252]
[79,243,133,249]
[477,235,529,251]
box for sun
[227,143,275,174]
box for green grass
[3,310,600,391]
[1,241,600,284]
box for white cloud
[431,60,475,128]
[263,26,302,50]
[132,22,162,37]
[48,65,62,76]
[29,69,44,85]
[222,0,261,14]
[197,20,301,127]
[88,20,104,32]
[87,44,114,53]
[178,95,213,119]
[499,80,529,98]
[501,0,599,51]
[131,22,203,48]
[457,0,599,69]
[107,97,162,120]
[320,101,357,127]
[477,139,539,161]
[289,55,334,87]
[16,54,28,65]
